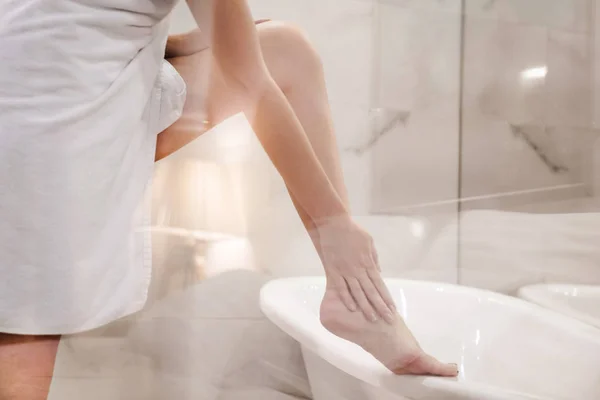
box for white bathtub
[260,277,600,400]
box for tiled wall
[461,0,597,209]
[370,0,461,214]
[364,1,462,287]
[370,0,598,212]
[593,2,600,196]
[364,0,600,294]
[457,0,600,293]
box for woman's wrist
[313,212,352,230]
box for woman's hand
[315,216,397,324]
[165,19,271,59]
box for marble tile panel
[466,0,592,33]
[545,30,592,128]
[370,4,461,210]
[463,18,548,126]
[378,0,462,13]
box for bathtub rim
[518,283,600,330]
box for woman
[0,1,456,399]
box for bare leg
[0,333,60,400]
[256,22,347,261]
[159,22,457,377]
[258,22,349,205]
[256,22,456,377]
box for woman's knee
[258,21,324,80]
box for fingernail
[389,304,397,313]
[370,313,378,322]
[349,303,357,312]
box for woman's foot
[320,287,458,376]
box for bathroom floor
[49,332,155,400]
[46,272,313,400]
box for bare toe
[394,354,458,377]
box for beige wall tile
[371,3,461,210]
[466,0,592,33]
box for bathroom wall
[370,0,598,212]
[367,0,600,294]
[461,0,596,209]
[369,0,462,215]
[593,2,600,196]
[456,0,600,293]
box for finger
[347,277,378,323]
[367,269,397,314]
[358,271,395,324]
[330,275,357,312]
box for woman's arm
[185,0,348,222]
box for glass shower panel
[370,0,463,283]
[458,0,600,293]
